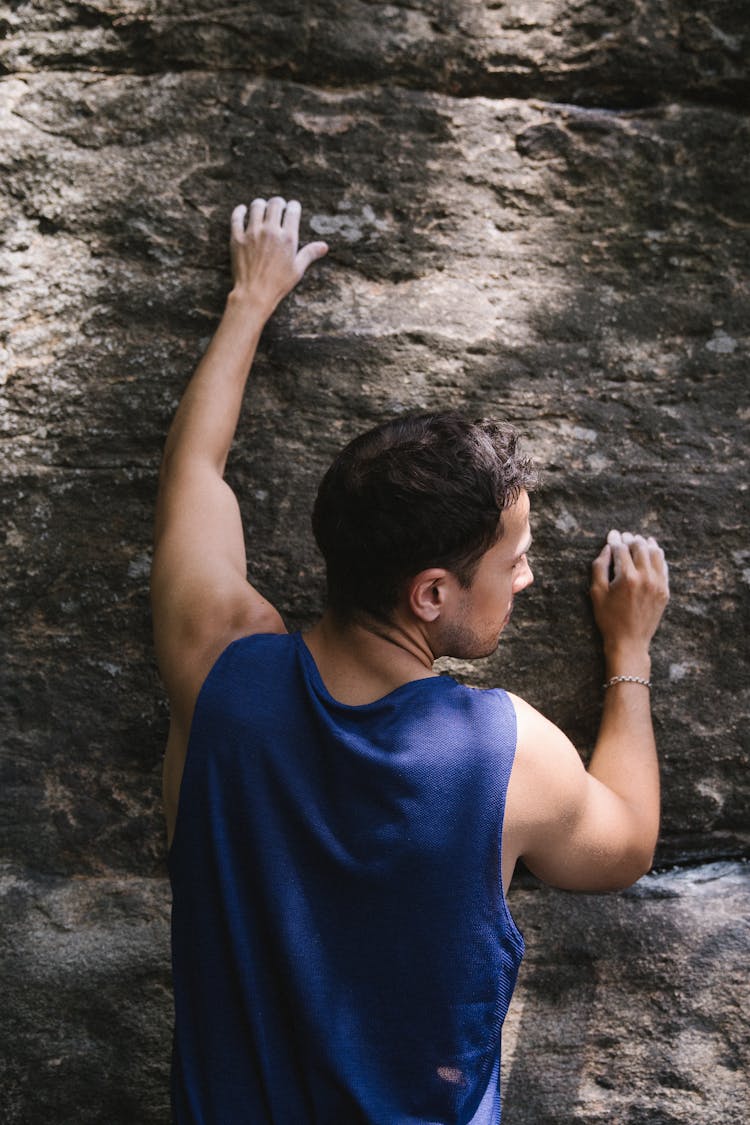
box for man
[152,196,670,1124]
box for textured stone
[502,863,750,1124]
[0,867,172,1124]
[1,863,747,1123]
[1,3,749,1121]
[2,71,748,873]
[1,1,748,108]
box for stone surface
[0,863,747,1123]
[0,867,172,1124]
[502,863,750,1124]
[1,1,748,108]
[2,70,748,874]
[1,2,749,1121]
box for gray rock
[2,73,747,873]
[0,867,172,1124]
[1,864,746,1122]
[1,3,749,1121]
[1,2,748,108]
[502,863,750,1123]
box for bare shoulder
[504,692,588,839]
[508,694,586,773]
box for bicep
[506,695,652,892]
[151,460,285,708]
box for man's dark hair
[312,411,537,622]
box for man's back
[169,632,523,1124]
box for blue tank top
[169,631,524,1124]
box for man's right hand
[229,196,328,321]
[590,530,670,664]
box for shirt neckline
[294,630,450,713]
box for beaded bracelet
[603,675,652,690]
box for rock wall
[1,2,748,1121]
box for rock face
[1,863,747,1123]
[1,2,748,1121]
[502,863,750,1125]
[0,869,172,1124]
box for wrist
[225,285,275,326]
[603,643,651,680]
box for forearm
[588,644,660,851]
[159,196,326,487]
[585,529,669,861]
[161,291,267,479]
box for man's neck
[302,610,437,707]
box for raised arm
[504,530,670,892]
[151,196,327,838]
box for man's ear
[408,568,452,623]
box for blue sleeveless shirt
[169,632,524,1124]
